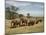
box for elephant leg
[31,22,34,25]
[11,22,16,28]
[13,22,17,28]
[28,23,30,26]
[11,22,13,27]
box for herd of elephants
[11,17,43,28]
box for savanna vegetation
[5,5,44,35]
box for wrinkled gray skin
[20,17,28,26]
[11,17,28,28]
[11,17,42,28]
[27,18,36,26]
[20,17,36,26]
[36,19,42,24]
[11,18,21,28]
[11,18,36,28]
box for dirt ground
[5,19,44,34]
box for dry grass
[5,19,44,34]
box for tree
[27,13,30,18]
[5,7,11,19]
[19,14,24,18]
[11,6,19,11]
[5,5,19,19]
[10,6,19,19]
[27,13,30,16]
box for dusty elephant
[20,17,28,26]
[36,19,42,24]
[11,18,21,28]
[27,19,35,26]
[27,18,38,26]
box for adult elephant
[11,18,21,28]
[36,19,42,24]
[20,17,28,26]
[27,18,36,26]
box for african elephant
[20,17,28,26]
[36,19,42,24]
[11,18,21,28]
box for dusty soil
[5,19,44,34]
